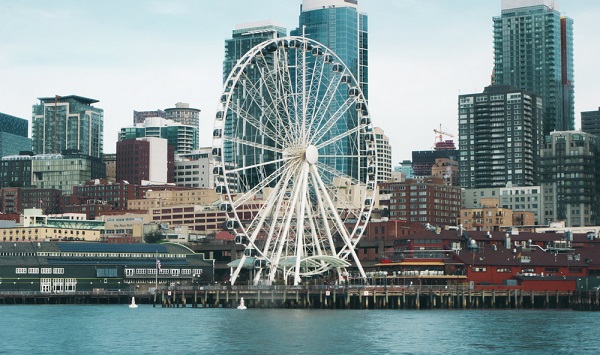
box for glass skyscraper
[0,112,31,158]
[292,0,368,99]
[32,95,104,158]
[222,22,287,189]
[291,0,368,180]
[493,0,574,135]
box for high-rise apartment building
[165,102,201,129]
[459,85,543,189]
[0,112,31,158]
[373,127,392,182]
[540,131,600,227]
[32,95,104,158]
[581,107,600,136]
[493,0,574,135]
[119,117,198,155]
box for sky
[1,0,599,164]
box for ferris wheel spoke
[223,136,284,154]
[231,159,301,208]
[303,190,327,260]
[227,100,287,147]
[311,96,358,145]
[309,171,337,253]
[308,69,345,141]
[310,164,366,278]
[226,155,290,175]
[315,124,361,150]
[253,53,300,145]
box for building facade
[540,131,600,227]
[459,85,543,188]
[412,143,459,178]
[0,153,33,188]
[493,0,574,135]
[581,107,600,136]
[102,153,117,183]
[462,186,543,226]
[164,102,201,130]
[133,109,165,124]
[292,0,368,99]
[32,95,104,158]
[373,127,392,182]
[387,177,461,227]
[174,148,215,188]
[116,138,175,185]
[0,187,63,215]
[0,112,31,158]
[119,117,197,155]
[31,153,105,194]
[290,0,368,181]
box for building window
[16,268,27,274]
[53,268,64,274]
[41,268,52,274]
[28,268,40,274]
[125,269,135,276]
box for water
[1,306,598,354]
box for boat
[129,296,138,308]
[237,297,247,310]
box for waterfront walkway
[1,285,600,311]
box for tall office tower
[222,22,287,189]
[458,85,543,189]
[0,112,31,158]
[493,0,574,135]
[165,102,201,129]
[291,0,368,181]
[223,21,287,82]
[292,0,368,99]
[540,131,600,226]
[373,127,392,182]
[32,95,104,158]
[581,107,600,136]
[119,117,198,154]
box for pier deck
[2,286,600,311]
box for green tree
[143,229,165,243]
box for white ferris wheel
[212,36,377,286]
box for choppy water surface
[0,306,597,354]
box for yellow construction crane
[433,124,454,144]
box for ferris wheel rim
[212,36,377,285]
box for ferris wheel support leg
[310,164,368,281]
[230,254,248,286]
[293,163,310,286]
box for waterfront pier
[2,286,599,311]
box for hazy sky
[1,0,599,163]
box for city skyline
[1,0,599,163]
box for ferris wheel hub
[305,145,318,164]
